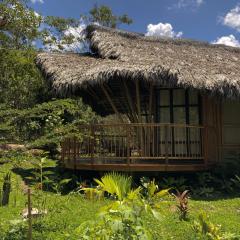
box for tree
[86,4,133,28]
[0,0,42,49]
[0,49,48,108]
[0,0,81,51]
[42,4,134,52]
[0,1,133,51]
[41,16,84,52]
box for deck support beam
[135,79,144,155]
[135,79,142,123]
[101,84,124,123]
[149,83,153,123]
[122,80,138,123]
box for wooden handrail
[61,123,207,168]
[78,123,204,128]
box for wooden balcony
[61,123,217,172]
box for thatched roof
[36,24,240,98]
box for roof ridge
[86,24,240,53]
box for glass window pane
[173,89,185,105]
[159,108,170,123]
[189,90,199,105]
[173,107,186,124]
[189,107,199,124]
[159,90,170,106]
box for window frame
[155,88,202,125]
[155,88,202,157]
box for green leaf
[151,209,162,221]
[155,188,170,198]
[59,178,71,185]
[42,170,54,176]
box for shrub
[0,99,98,154]
[79,173,170,239]
[192,212,239,240]
[172,190,189,221]
[1,172,11,206]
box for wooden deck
[61,123,217,172]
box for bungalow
[36,24,240,172]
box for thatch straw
[36,24,240,98]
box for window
[155,88,202,157]
[156,88,201,125]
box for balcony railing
[61,123,211,171]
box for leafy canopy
[0,1,133,51]
[0,49,47,109]
[0,0,42,49]
[87,4,133,28]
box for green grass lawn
[0,161,240,239]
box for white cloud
[196,0,204,6]
[169,0,204,10]
[222,5,240,31]
[145,22,183,38]
[34,11,40,17]
[212,34,240,47]
[62,23,87,52]
[31,0,44,4]
[44,21,88,53]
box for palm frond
[94,172,132,200]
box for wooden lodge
[36,25,240,171]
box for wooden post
[73,137,77,170]
[67,138,71,163]
[101,85,124,123]
[135,79,142,123]
[27,189,32,240]
[148,83,153,123]
[60,142,64,163]
[126,125,131,166]
[148,83,153,156]
[135,80,144,156]
[218,100,223,163]
[122,80,138,123]
[164,125,169,169]
[215,100,222,163]
[204,126,208,167]
[90,125,95,168]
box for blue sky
[30,0,240,47]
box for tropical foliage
[0,49,47,109]
[0,0,133,52]
[80,173,170,239]
[0,98,98,154]
[86,4,133,28]
[193,212,239,240]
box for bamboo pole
[164,125,169,169]
[90,125,95,168]
[149,83,153,123]
[73,137,77,170]
[122,80,138,123]
[101,85,124,123]
[135,79,144,155]
[148,83,154,156]
[27,189,32,240]
[135,79,142,123]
